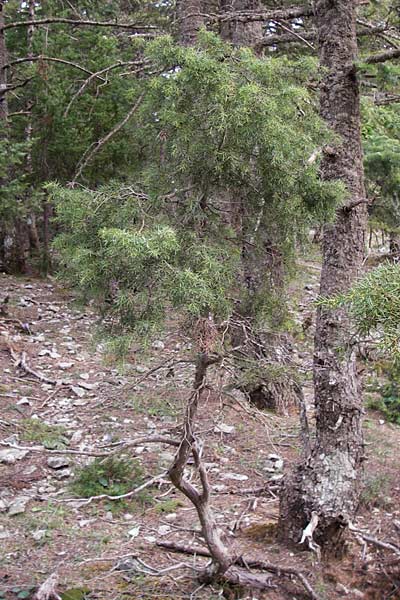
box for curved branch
[4,55,105,80]
[364,48,400,64]
[71,92,145,183]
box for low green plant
[70,456,142,499]
[20,418,69,449]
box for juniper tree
[51,33,340,349]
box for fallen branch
[0,441,110,458]
[57,471,167,505]
[157,540,320,599]
[350,524,400,556]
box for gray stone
[8,496,29,516]
[151,340,165,350]
[53,468,71,480]
[0,448,29,465]
[32,529,47,542]
[47,456,70,470]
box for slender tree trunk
[279,0,367,555]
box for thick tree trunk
[220,0,263,46]
[176,0,204,46]
[0,1,7,123]
[279,0,367,554]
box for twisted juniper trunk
[220,0,299,414]
[279,0,367,554]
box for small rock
[47,456,70,470]
[158,525,171,535]
[8,496,29,516]
[214,423,236,434]
[105,511,113,520]
[58,362,74,370]
[23,465,38,476]
[164,513,177,522]
[71,386,85,398]
[53,468,71,480]
[73,398,88,407]
[0,526,11,540]
[79,518,96,528]
[135,365,147,374]
[32,529,47,542]
[151,340,165,350]
[221,473,248,481]
[213,484,227,492]
[127,525,140,538]
[79,373,90,380]
[0,448,29,465]
[123,513,134,521]
[144,535,156,543]
[70,430,84,444]
[17,397,31,406]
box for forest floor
[0,264,399,600]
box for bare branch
[63,60,147,117]
[219,5,313,23]
[5,55,106,80]
[258,25,388,49]
[1,18,157,32]
[71,92,145,183]
[157,541,320,599]
[364,48,400,64]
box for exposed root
[157,540,320,599]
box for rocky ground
[0,269,399,600]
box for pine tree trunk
[0,1,7,123]
[176,0,204,46]
[279,0,367,554]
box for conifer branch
[4,55,106,80]
[364,48,400,64]
[1,18,157,32]
[71,92,145,184]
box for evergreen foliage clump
[321,263,400,359]
[70,456,142,498]
[52,34,343,339]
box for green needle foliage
[52,33,343,341]
[321,263,400,359]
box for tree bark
[279,0,367,554]
[220,0,263,46]
[176,0,204,46]
[0,1,7,122]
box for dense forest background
[1,1,400,599]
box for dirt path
[0,273,399,600]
